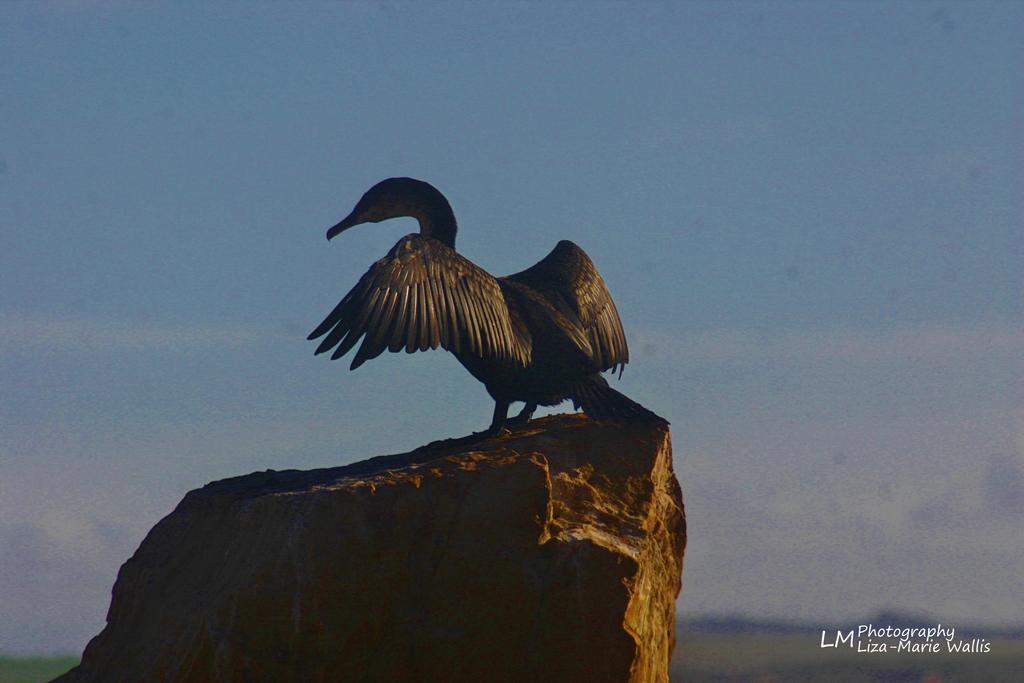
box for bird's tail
[570,376,665,423]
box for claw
[507,402,537,427]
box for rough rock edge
[58,413,685,683]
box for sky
[1,0,1021,655]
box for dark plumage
[309,177,657,434]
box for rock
[57,414,686,683]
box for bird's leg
[507,402,537,427]
[484,399,511,437]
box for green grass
[6,633,1024,683]
[0,656,78,683]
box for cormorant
[309,177,658,434]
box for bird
[308,177,659,435]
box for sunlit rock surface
[57,414,686,683]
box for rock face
[58,414,685,683]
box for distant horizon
[6,607,1021,658]
[679,610,1024,634]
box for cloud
[0,519,127,654]
[981,453,1024,518]
[0,314,265,353]
[677,402,1024,625]
[26,0,142,17]
[634,323,1024,365]
[906,451,1024,536]
[908,487,960,528]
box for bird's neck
[416,205,458,248]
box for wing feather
[388,288,411,353]
[504,240,628,374]
[417,280,429,350]
[310,235,531,368]
[404,280,419,353]
[440,279,460,353]
[462,280,483,355]
[426,277,442,349]
[331,325,361,361]
[353,288,397,367]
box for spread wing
[505,240,629,375]
[309,235,531,370]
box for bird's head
[326,177,456,244]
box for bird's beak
[326,211,360,241]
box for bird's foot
[482,425,512,438]
[506,403,537,427]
